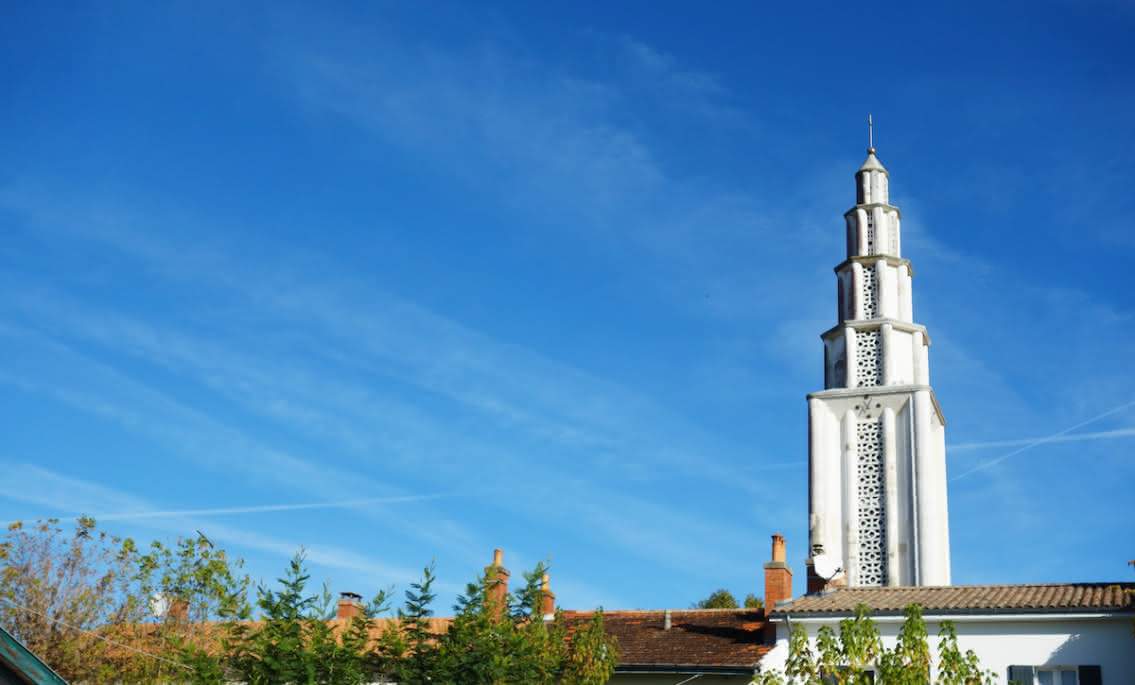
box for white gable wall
[761,613,1135,683]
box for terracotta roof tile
[565,609,769,670]
[327,616,454,638]
[773,583,1135,616]
[117,609,773,671]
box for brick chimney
[484,548,510,619]
[763,533,793,613]
[167,599,188,622]
[540,573,556,619]
[337,591,364,619]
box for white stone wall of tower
[808,398,842,568]
[807,149,951,588]
[821,323,927,390]
[840,409,859,584]
[882,408,900,583]
[930,409,951,585]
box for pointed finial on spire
[867,113,875,154]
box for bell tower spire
[806,139,951,588]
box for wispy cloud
[0,320,494,569]
[0,323,408,499]
[0,178,767,474]
[271,14,834,325]
[0,194,772,585]
[950,427,1135,451]
[950,398,1135,482]
[0,461,426,585]
[88,494,459,522]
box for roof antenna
[867,113,875,154]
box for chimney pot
[493,548,503,566]
[663,609,672,630]
[771,533,786,563]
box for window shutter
[1008,665,1035,685]
[1078,665,1102,685]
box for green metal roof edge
[0,625,70,685]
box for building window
[1038,670,1078,685]
[1008,666,1102,685]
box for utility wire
[0,597,194,672]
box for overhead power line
[0,597,194,672]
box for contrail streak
[88,493,454,522]
[949,427,1135,451]
[950,399,1135,482]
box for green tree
[560,609,618,685]
[184,553,617,685]
[431,561,619,685]
[3,518,618,684]
[118,532,250,682]
[382,561,439,685]
[0,518,249,683]
[131,532,249,624]
[756,603,994,685]
[693,589,764,610]
[694,588,738,608]
[209,549,389,685]
[0,518,138,682]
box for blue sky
[1,1,1133,610]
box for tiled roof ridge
[563,607,763,615]
[577,608,771,669]
[116,608,773,670]
[773,581,1135,615]
[812,581,1134,590]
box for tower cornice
[819,319,932,345]
[832,255,914,277]
[807,385,947,425]
[844,203,902,220]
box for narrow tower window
[854,329,881,387]
[889,213,898,255]
[865,213,876,254]
[860,267,877,320]
[856,419,886,586]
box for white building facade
[762,613,1132,685]
[761,584,1135,684]
[807,146,951,587]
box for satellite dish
[812,553,844,581]
[150,592,171,618]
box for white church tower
[807,134,951,587]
